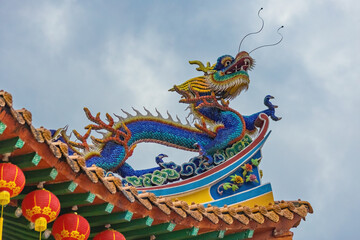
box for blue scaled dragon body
[61,51,280,178]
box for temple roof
[0,90,312,239]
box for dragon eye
[218,55,234,70]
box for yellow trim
[14,166,18,182]
[172,187,213,204]
[84,221,90,237]
[230,192,274,208]
[76,215,79,232]
[170,189,274,208]
[48,191,51,207]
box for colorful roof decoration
[0,16,312,238]
[0,50,312,240]
[57,49,282,208]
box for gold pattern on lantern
[61,229,69,237]
[55,230,85,240]
[33,206,42,215]
[70,231,81,239]
[49,210,58,221]
[0,180,21,195]
[25,205,58,221]
[42,207,52,216]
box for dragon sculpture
[61,50,280,179]
[59,9,284,183]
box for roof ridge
[0,90,313,236]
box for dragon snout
[240,59,251,71]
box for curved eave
[0,90,312,239]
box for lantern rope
[0,204,3,240]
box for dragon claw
[202,155,214,165]
[193,143,214,165]
[264,95,282,121]
[271,115,282,121]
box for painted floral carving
[246,174,258,183]
[241,163,253,176]
[218,158,260,195]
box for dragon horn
[189,60,214,73]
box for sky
[1,0,359,239]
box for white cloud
[263,1,312,25]
[100,30,183,110]
[18,0,79,54]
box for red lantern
[22,189,61,232]
[0,163,26,240]
[52,213,90,240]
[0,163,26,204]
[94,229,126,240]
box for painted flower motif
[245,164,252,171]
[246,174,259,183]
[241,163,253,176]
[221,174,244,193]
[249,174,257,181]
[230,174,244,184]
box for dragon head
[209,51,254,99]
[170,51,254,100]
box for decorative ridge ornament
[57,9,285,207]
[59,51,280,174]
